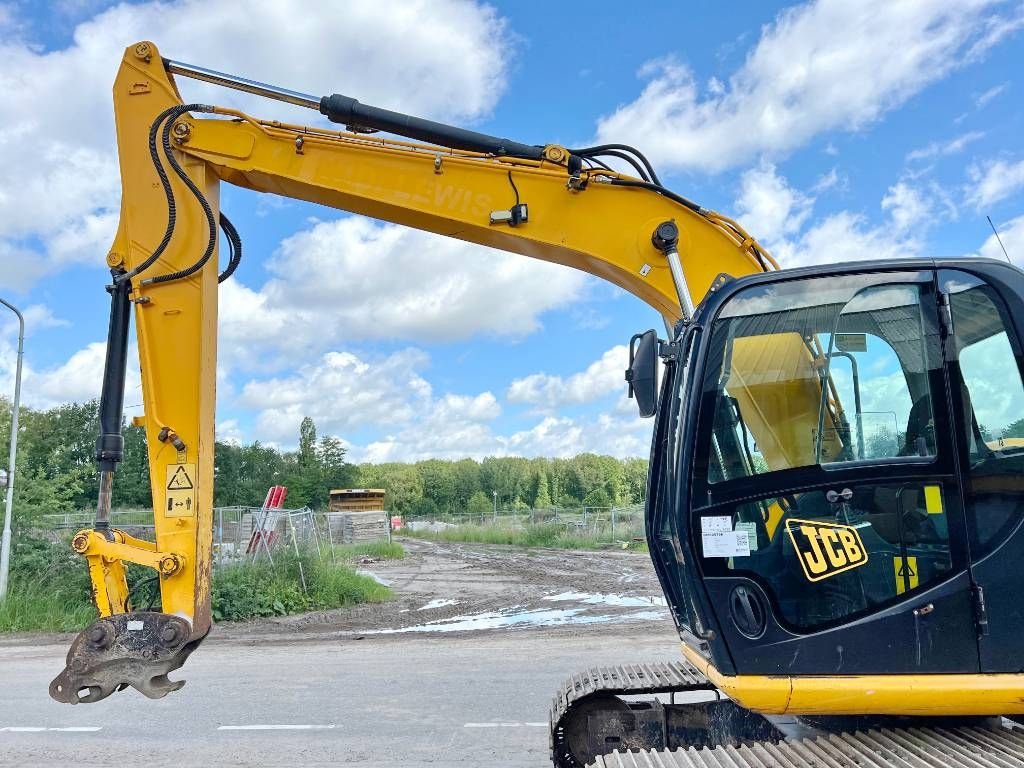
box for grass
[212,552,391,621]
[330,540,405,561]
[401,522,647,551]
[0,584,96,633]
[0,533,396,632]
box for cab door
[941,268,1024,673]
[688,268,979,676]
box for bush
[466,491,492,519]
[211,551,390,622]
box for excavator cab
[641,257,1024,701]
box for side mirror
[625,329,659,418]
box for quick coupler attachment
[49,612,205,704]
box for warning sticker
[167,465,194,490]
[165,463,197,517]
[894,555,919,595]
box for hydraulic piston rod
[163,57,547,159]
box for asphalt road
[0,622,680,767]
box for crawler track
[550,661,716,768]
[590,724,1024,767]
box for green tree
[298,416,317,466]
[583,487,612,508]
[466,490,493,519]
[533,469,552,509]
[621,458,648,504]
[359,463,423,513]
[451,458,481,510]
[417,459,457,512]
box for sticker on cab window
[785,518,868,582]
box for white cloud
[976,82,1009,108]
[972,213,1024,266]
[733,160,925,266]
[966,158,1024,210]
[906,130,985,162]
[504,413,648,458]
[594,0,1020,172]
[216,418,244,446]
[0,303,68,338]
[218,217,587,364]
[0,0,512,290]
[507,345,627,409]
[232,343,653,462]
[735,160,813,244]
[881,182,932,234]
[0,340,142,411]
[734,163,923,269]
[238,348,434,442]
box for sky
[0,0,1022,463]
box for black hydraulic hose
[608,177,703,214]
[583,149,651,182]
[118,103,217,285]
[118,106,189,282]
[217,212,242,283]
[141,104,219,286]
[569,143,662,186]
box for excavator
[47,42,1024,767]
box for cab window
[703,275,938,485]
[694,273,952,632]
[942,270,1024,555]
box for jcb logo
[785,519,868,582]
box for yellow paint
[79,41,778,642]
[924,484,944,515]
[681,643,1024,716]
[894,555,919,595]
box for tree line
[0,399,648,522]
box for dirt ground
[218,536,674,643]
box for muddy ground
[0,538,680,767]
[218,536,674,643]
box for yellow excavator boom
[51,40,778,703]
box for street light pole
[0,297,25,601]
[492,490,497,523]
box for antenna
[987,215,1012,264]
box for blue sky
[0,0,1022,461]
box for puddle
[543,592,667,608]
[418,598,460,611]
[361,604,668,635]
[356,569,391,587]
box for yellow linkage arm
[51,40,771,704]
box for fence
[43,502,646,550]
[44,507,346,566]
[403,503,646,542]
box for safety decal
[165,463,197,518]
[924,485,944,515]
[785,518,868,582]
[894,555,919,594]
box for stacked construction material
[325,510,390,544]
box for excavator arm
[50,41,774,704]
